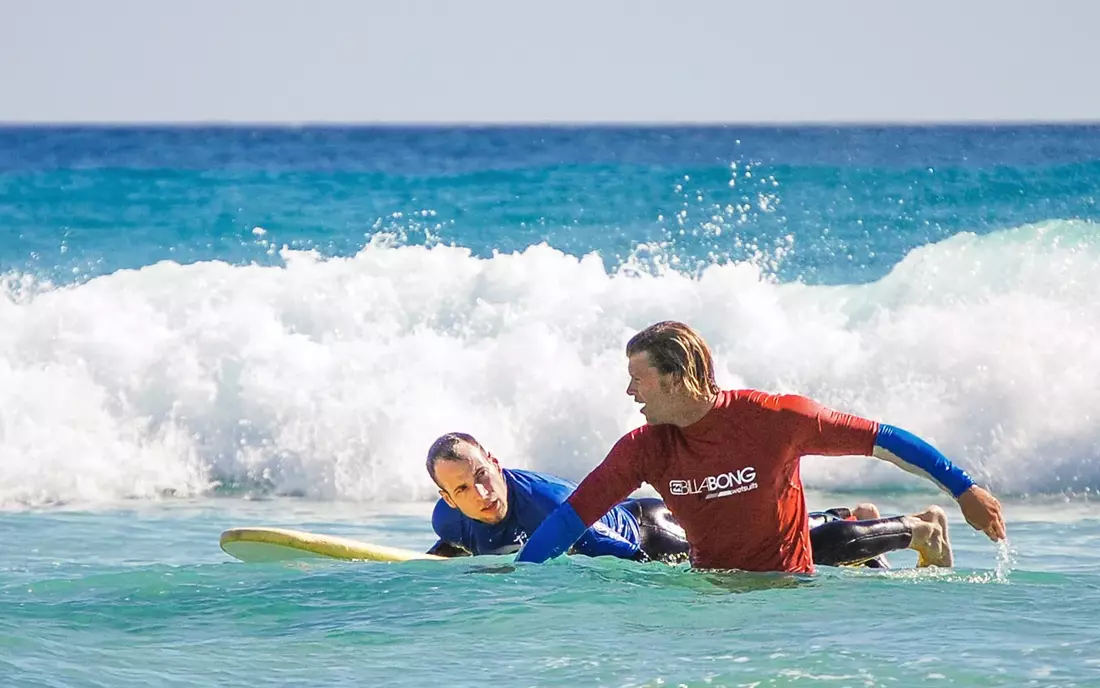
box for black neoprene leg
[622,497,692,564]
[809,516,913,567]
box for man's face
[435,443,509,524]
[626,351,679,425]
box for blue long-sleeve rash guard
[431,468,641,559]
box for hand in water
[958,485,1006,541]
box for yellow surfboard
[219,527,445,563]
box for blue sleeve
[570,519,640,559]
[517,471,640,560]
[875,424,976,498]
[516,502,587,564]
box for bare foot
[853,502,882,520]
[908,505,954,568]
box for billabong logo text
[669,467,758,500]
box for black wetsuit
[620,497,691,563]
[806,508,912,569]
[628,499,911,568]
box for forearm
[572,521,641,560]
[518,436,646,563]
[516,502,587,563]
[873,424,975,498]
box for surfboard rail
[219,526,445,563]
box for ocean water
[2,125,1100,687]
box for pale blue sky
[2,0,1097,123]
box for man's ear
[440,489,457,509]
[487,452,501,469]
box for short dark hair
[426,432,487,488]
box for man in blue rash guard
[425,432,660,561]
[424,432,955,568]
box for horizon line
[2,118,1100,130]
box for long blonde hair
[626,321,719,400]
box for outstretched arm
[517,433,648,564]
[515,501,588,563]
[873,424,1006,541]
[524,485,642,561]
[782,395,1007,542]
[570,521,642,560]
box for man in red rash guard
[517,320,1006,573]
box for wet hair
[626,321,719,399]
[425,432,488,488]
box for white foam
[2,221,1098,508]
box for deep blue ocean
[2,125,1099,687]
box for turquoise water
[3,126,1100,686]
[3,496,1098,687]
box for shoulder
[506,468,576,495]
[612,423,659,453]
[722,389,820,418]
[507,468,576,488]
[431,498,465,539]
[726,389,877,435]
[505,468,574,507]
[607,422,673,473]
